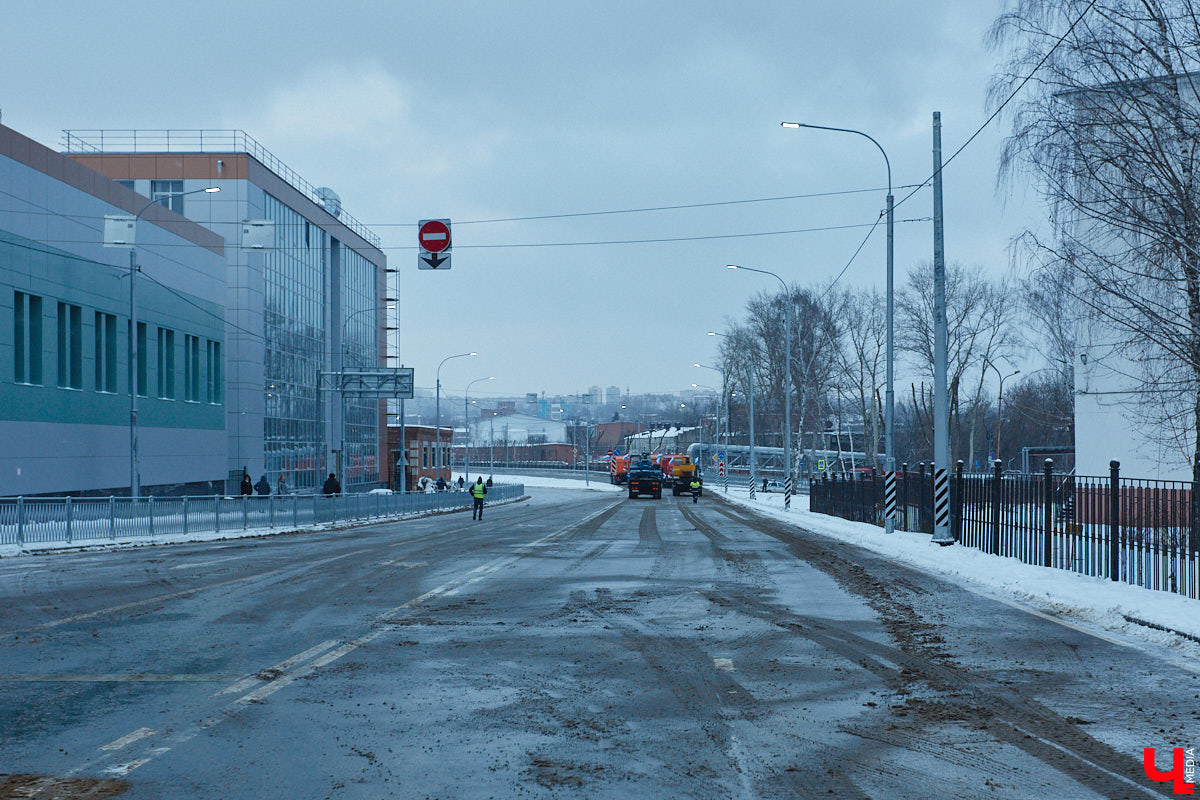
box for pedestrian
[323,472,341,496]
[276,474,288,495]
[470,476,487,520]
[240,468,253,497]
[689,476,701,504]
[457,475,465,491]
[762,476,768,493]
[255,474,271,496]
[436,476,447,492]
[485,476,493,488]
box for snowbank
[501,474,624,493]
[714,487,1200,664]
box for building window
[206,339,223,404]
[57,301,82,389]
[115,179,135,192]
[13,290,43,385]
[183,334,200,402]
[156,327,175,399]
[150,180,184,214]
[128,321,147,396]
[95,311,117,392]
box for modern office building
[0,124,227,496]
[68,130,389,492]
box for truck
[609,454,632,485]
[627,461,662,499]
[660,454,701,496]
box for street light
[436,351,476,482]
[985,362,1020,464]
[464,375,494,481]
[707,331,750,487]
[727,264,793,508]
[126,186,219,498]
[783,120,895,530]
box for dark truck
[627,461,662,499]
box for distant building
[623,426,700,454]
[0,124,227,496]
[385,424,453,488]
[468,412,566,446]
[606,385,621,404]
[69,129,388,492]
[595,421,640,451]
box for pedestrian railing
[810,460,1200,600]
[0,484,525,548]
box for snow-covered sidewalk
[715,486,1200,666]
[500,474,623,493]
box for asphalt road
[0,487,1196,799]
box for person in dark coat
[457,475,465,490]
[436,477,446,492]
[323,472,341,495]
[255,475,271,496]
[240,469,253,496]
[485,476,493,488]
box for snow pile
[715,487,1200,660]
[502,474,623,493]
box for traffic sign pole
[418,218,452,270]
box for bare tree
[991,0,1200,464]
[897,261,1019,466]
[837,288,887,468]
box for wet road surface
[1,487,1196,799]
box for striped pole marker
[883,471,897,530]
[932,467,953,543]
[784,476,793,512]
[749,475,756,501]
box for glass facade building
[69,131,388,493]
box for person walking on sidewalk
[254,475,271,496]
[470,476,487,520]
[240,468,253,497]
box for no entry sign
[418,218,452,269]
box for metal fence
[0,484,524,548]
[810,460,1200,599]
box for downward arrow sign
[421,252,448,269]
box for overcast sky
[1,1,1042,399]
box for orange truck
[609,454,632,485]
[660,454,701,496]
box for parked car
[760,479,787,493]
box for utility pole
[932,111,954,545]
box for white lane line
[170,557,237,570]
[73,498,623,780]
[215,638,340,696]
[99,727,156,751]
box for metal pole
[931,111,953,544]
[399,396,406,493]
[784,294,792,511]
[464,390,469,483]
[748,359,756,491]
[435,376,441,483]
[129,246,139,499]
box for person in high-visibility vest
[470,476,488,520]
[689,477,702,504]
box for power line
[894,0,1099,211]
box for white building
[468,413,566,446]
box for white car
[760,480,787,493]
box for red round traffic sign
[418,219,451,253]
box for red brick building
[386,424,453,489]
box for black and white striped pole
[931,112,955,545]
[883,471,897,527]
[784,475,793,511]
[749,473,756,500]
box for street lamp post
[985,362,1020,465]
[782,120,895,531]
[464,376,494,482]
[125,186,219,498]
[707,331,753,492]
[436,352,476,483]
[728,265,792,509]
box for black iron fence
[810,460,1200,599]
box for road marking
[99,727,156,751]
[713,658,734,672]
[170,556,237,570]
[65,498,623,781]
[215,638,340,696]
[0,673,237,683]
[0,548,370,639]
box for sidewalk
[713,486,1200,667]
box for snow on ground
[502,474,624,493]
[715,486,1200,668]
